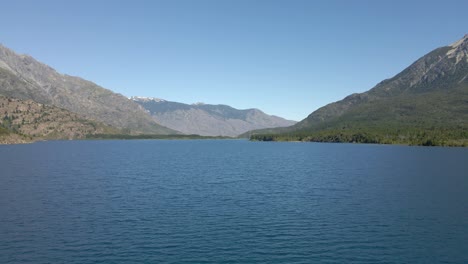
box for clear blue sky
[1,0,467,121]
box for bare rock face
[131,97,297,137]
[0,45,176,134]
[447,34,468,64]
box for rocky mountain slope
[0,96,119,144]
[0,44,176,134]
[248,35,468,146]
[131,97,296,137]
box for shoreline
[1,137,467,148]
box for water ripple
[0,140,467,263]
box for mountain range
[131,97,296,137]
[247,35,468,146]
[0,44,175,135]
[1,35,467,145]
[0,43,296,142]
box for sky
[0,0,467,121]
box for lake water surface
[0,140,467,263]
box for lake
[0,140,467,263]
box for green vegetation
[0,126,10,135]
[249,38,468,147]
[251,127,468,147]
[250,90,468,147]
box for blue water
[0,140,467,263]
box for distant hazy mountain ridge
[131,97,296,137]
[0,44,176,134]
[248,35,468,146]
